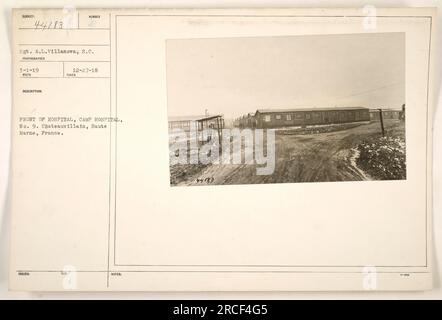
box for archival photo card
[9,7,434,292]
[167,33,406,186]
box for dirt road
[172,121,404,185]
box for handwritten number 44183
[34,20,63,30]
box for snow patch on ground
[349,147,372,180]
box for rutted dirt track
[172,121,405,186]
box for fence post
[378,108,385,137]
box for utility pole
[378,108,385,137]
[216,116,222,151]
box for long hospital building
[234,107,403,129]
[235,107,370,129]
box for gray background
[0,0,441,299]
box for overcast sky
[166,32,405,119]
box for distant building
[168,115,224,132]
[369,109,402,121]
[235,113,257,129]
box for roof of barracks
[255,107,369,114]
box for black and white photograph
[167,33,406,186]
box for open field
[169,120,405,186]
